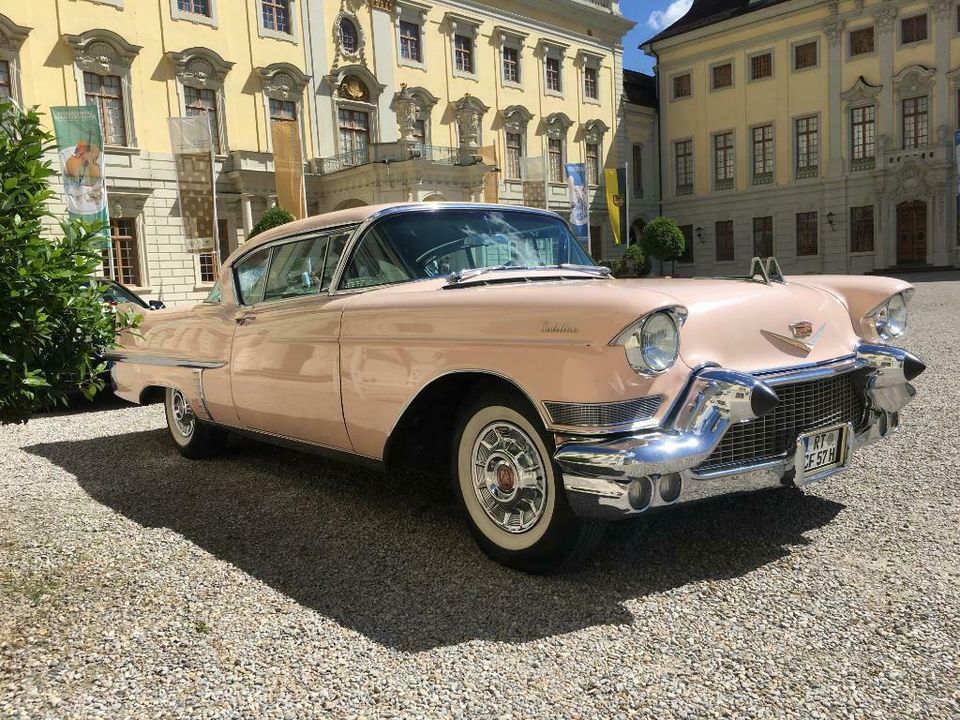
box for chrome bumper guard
[555,343,925,520]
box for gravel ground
[1,274,959,719]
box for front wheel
[164,387,226,459]
[452,389,606,574]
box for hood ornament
[762,321,825,353]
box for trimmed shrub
[250,205,295,238]
[639,216,686,267]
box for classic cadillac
[109,203,925,573]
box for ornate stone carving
[338,74,370,101]
[931,0,954,20]
[501,105,533,135]
[891,157,931,200]
[828,0,839,15]
[0,14,31,51]
[874,5,898,34]
[62,29,141,72]
[454,94,489,149]
[824,19,845,47]
[333,9,366,68]
[258,63,310,101]
[841,75,882,106]
[893,64,935,98]
[393,84,418,141]
[325,64,385,105]
[166,48,234,89]
[543,112,573,140]
[369,0,394,10]
[582,119,609,145]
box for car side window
[340,227,412,290]
[204,280,222,304]
[263,235,331,302]
[234,249,271,305]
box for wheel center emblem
[496,464,516,492]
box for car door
[229,230,353,450]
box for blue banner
[565,162,589,251]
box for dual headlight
[611,308,686,374]
[866,291,910,342]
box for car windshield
[339,208,595,291]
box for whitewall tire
[164,387,226,459]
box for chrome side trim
[104,352,227,370]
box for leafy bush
[639,217,686,265]
[601,244,650,278]
[249,204,295,238]
[0,100,139,424]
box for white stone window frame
[192,215,235,289]
[0,15,30,107]
[334,10,365,65]
[894,67,934,151]
[709,57,735,92]
[540,41,568,98]
[501,104,532,181]
[543,112,572,185]
[257,0,299,44]
[497,28,527,91]
[673,135,695,195]
[395,1,428,71]
[791,37,820,73]
[898,9,930,47]
[792,111,822,181]
[846,22,876,59]
[170,0,218,28]
[669,69,693,101]
[577,50,603,106]
[711,128,736,191]
[446,12,480,82]
[259,63,310,156]
[325,65,385,158]
[168,48,234,157]
[107,196,151,292]
[749,120,777,183]
[841,76,881,168]
[63,30,142,150]
[581,119,608,187]
[747,49,774,83]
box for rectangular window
[199,218,229,284]
[0,60,10,100]
[184,86,220,154]
[505,132,522,179]
[678,225,694,264]
[713,131,734,189]
[584,66,598,99]
[712,62,732,89]
[632,143,643,199]
[675,140,693,195]
[269,98,296,123]
[454,34,473,74]
[902,96,928,149]
[750,53,772,80]
[795,116,819,178]
[585,143,600,186]
[851,105,875,167]
[794,41,818,70]
[84,72,127,146]
[589,225,602,262]
[177,0,210,15]
[849,26,875,55]
[412,118,426,144]
[752,124,774,184]
[796,211,818,256]
[753,216,773,257]
[338,108,369,162]
[715,220,734,262]
[673,73,691,98]
[901,14,927,44]
[399,20,422,63]
[548,138,564,183]
[850,206,874,252]
[104,217,141,287]
[546,57,562,92]
[502,46,520,83]
[261,0,290,34]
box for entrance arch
[896,200,927,265]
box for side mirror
[148,299,166,310]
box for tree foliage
[0,100,139,424]
[250,204,295,239]
[601,243,650,278]
[639,216,686,263]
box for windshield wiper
[558,263,612,277]
[447,265,536,283]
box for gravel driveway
[2,275,958,719]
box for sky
[620,0,694,74]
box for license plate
[796,423,850,484]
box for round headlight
[875,293,908,340]
[621,312,679,373]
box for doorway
[896,200,927,265]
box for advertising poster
[271,121,306,220]
[50,105,109,233]
[169,116,217,253]
[565,162,589,251]
[520,156,546,209]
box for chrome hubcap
[171,390,195,438]
[471,422,547,534]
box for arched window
[338,17,359,54]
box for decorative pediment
[543,112,573,139]
[893,64,935,98]
[258,62,310,101]
[166,47,233,89]
[501,105,533,134]
[453,94,489,149]
[0,14,30,52]
[391,85,438,111]
[582,119,609,144]
[324,64,384,104]
[948,66,960,89]
[62,29,141,72]
[841,76,882,106]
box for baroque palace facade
[1,0,652,304]
[644,0,960,275]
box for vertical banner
[50,106,109,233]
[604,167,627,244]
[479,145,499,204]
[565,163,589,251]
[169,116,217,253]
[271,121,306,220]
[520,156,546,209]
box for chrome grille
[698,372,865,472]
[544,396,663,429]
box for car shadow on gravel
[26,430,845,652]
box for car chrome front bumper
[554,343,925,520]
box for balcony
[850,156,876,172]
[676,183,693,196]
[796,164,819,180]
[316,142,468,176]
[752,171,773,186]
[714,177,734,192]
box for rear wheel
[452,389,606,573]
[164,387,226,459]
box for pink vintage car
[109,203,925,573]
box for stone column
[241,194,254,237]
[825,19,844,178]
[370,0,398,141]
[933,0,953,266]
[875,4,897,268]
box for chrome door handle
[235,313,256,326]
